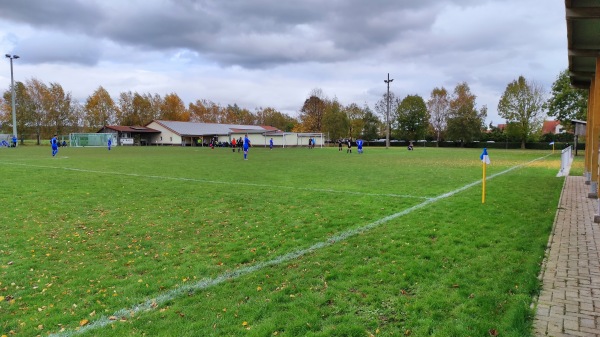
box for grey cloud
[0,0,103,33]
[0,0,564,93]
[0,0,458,68]
[16,32,102,66]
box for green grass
[0,145,563,337]
[569,154,585,176]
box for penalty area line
[47,154,547,337]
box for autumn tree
[446,82,486,145]
[116,91,134,125]
[223,104,255,125]
[255,107,297,131]
[146,93,163,123]
[321,99,349,141]
[546,69,588,128]
[1,81,32,141]
[161,93,189,121]
[498,76,546,149]
[46,82,76,136]
[296,88,326,132]
[427,87,450,144]
[396,94,429,141]
[25,78,52,144]
[361,106,380,141]
[84,86,117,131]
[117,92,156,125]
[189,99,221,123]
[345,102,365,140]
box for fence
[557,145,573,177]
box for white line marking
[0,162,431,199]
[45,155,546,336]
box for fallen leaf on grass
[489,329,498,336]
[79,319,89,327]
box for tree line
[0,69,587,147]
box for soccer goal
[69,133,114,147]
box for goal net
[69,133,114,147]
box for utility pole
[5,54,19,143]
[384,73,394,149]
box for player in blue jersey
[108,137,112,150]
[51,134,59,157]
[243,134,251,160]
[356,139,364,154]
[269,138,273,150]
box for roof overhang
[566,1,600,89]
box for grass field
[0,145,565,337]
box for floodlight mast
[5,54,19,144]
[384,73,394,149]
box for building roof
[542,120,562,134]
[148,120,281,136]
[102,125,160,133]
[565,1,600,88]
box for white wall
[146,121,182,145]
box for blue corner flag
[480,148,490,164]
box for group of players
[338,139,364,154]
[229,134,252,160]
[47,134,370,159]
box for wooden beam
[569,49,600,57]
[566,7,600,19]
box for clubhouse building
[99,120,323,148]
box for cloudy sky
[0,0,567,125]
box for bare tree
[427,87,450,144]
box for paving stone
[534,176,600,336]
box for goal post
[69,133,115,147]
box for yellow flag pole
[482,160,486,204]
[552,143,555,154]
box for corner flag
[480,148,490,203]
[480,148,490,164]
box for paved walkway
[534,176,600,336]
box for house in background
[541,120,564,134]
[496,120,564,135]
[145,120,280,146]
[98,125,161,146]
[99,120,324,148]
[145,120,323,147]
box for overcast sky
[0,0,567,125]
